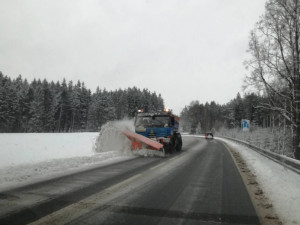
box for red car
[205,132,214,139]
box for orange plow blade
[122,130,163,151]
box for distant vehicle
[205,132,214,139]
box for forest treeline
[0,72,164,132]
[180,92,274,134]
[180,92,294,156]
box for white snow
[0,151,133,191]
[0,121,135,191]
[94,119,134,154]
[221,138,300,225]
[0,133,98,167]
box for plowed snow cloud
[94,120,134,155]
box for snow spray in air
[94,119,134,155]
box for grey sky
[0,0,267,114]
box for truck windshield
[135,116,170,127]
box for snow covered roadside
[0,133,98,167]
[0,132,134,192]
[220,138,300,225]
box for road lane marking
[105,174,142,192]
[28,173,142,225]
[150,163,166,170]
[169,156,179,161]
[150,154,183,170]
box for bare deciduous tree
[245,0,300,159]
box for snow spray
[94,119,134,155]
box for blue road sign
[241,119,250,131]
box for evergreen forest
[0,72,164,132]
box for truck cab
[134,109,182,153]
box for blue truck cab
[134,110,182,153]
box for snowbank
[222,138,300,225]
[0,120,136,191]
[217,127,293,157]
[0,152,133,191]
[0,133,98,168]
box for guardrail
[220,136,300,175]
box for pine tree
[28,81,44,132]
[0,73,18,131]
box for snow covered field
[0,131,134,191]
[221,138,300,225]
[0,133,98,167]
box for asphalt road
[0,136,260,225]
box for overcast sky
[0,0,267,114]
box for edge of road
[221,140,282,225]
[0,156,137,193]
[0,157,138,193]
[220,136,300,175]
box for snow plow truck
[123,109,182,155]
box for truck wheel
[176,140,182,151]
[175,134,182,151]
[168,138,175,154]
